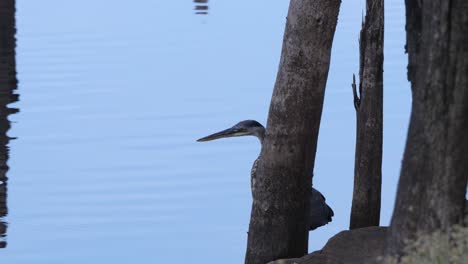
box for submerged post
[244,1,340,263]
[386,0,468,257]
[350,0,384,230]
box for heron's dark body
[250,157,333,230]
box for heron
[197,120,334,231]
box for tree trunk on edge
[0,0,19,248]
[386,0,468,257]
[245,1,340,263]
[350,0,384,230]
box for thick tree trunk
[244,1,340,263]
[0,0,18,248]
[386,0,468,256]
[349,0,384,230]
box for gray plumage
[197,120,334,231]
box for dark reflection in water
[194,0,209,15]
[0,0,19,249]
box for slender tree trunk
[386,0,468,256]
[0,0,18,249]
[244,1,340,263]
[350,0,384,230]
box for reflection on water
[0,0,19,249]
[194,0,209,15]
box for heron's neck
[256,127,265,145]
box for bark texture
[350,0,384,229]
[244,1,340,263]
[0,0,18,248]
[386,0,468,256]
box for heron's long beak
[197,127,249,142]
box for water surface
[1,0,410,263]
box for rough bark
[0,0,18,248]
[350,0,384,229]
[244,1,340,263]
[386,0,468,256]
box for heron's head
[197,120,265,143]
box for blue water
[1,0,410,263]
